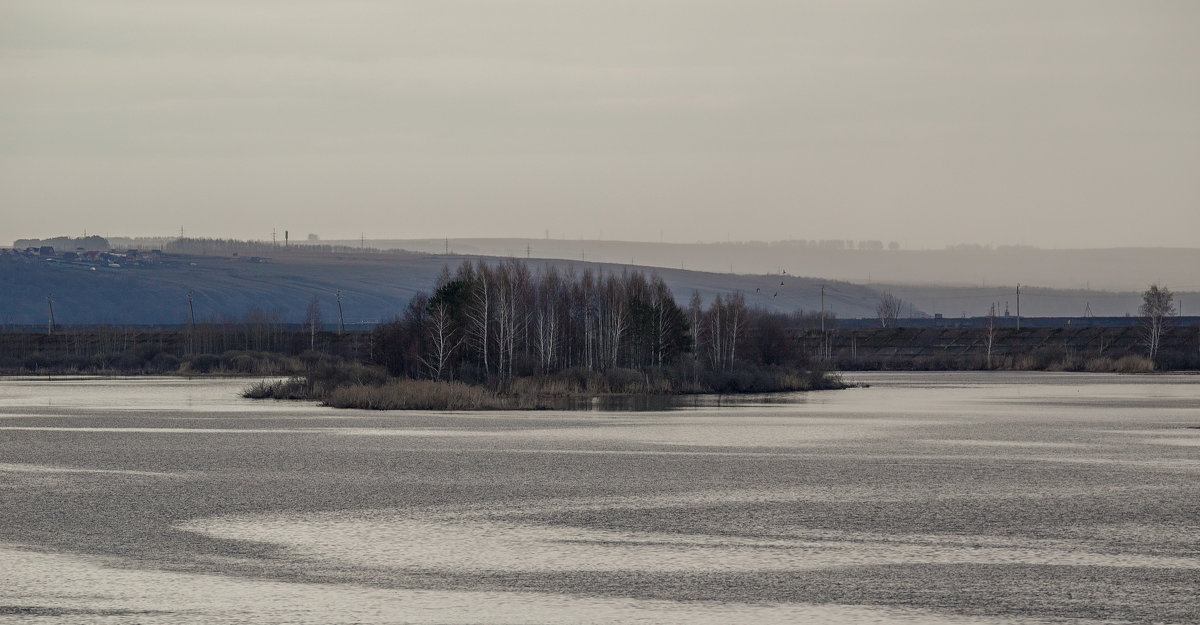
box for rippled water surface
[2,372,1198,624]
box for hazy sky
[3,1,1198,248]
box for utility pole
[272,229,277,247]
[187,291,196,330]
[444,238,449,254]
[820,285,826,333]
[284,230,288,248]
[336,290,345,335]
[1016,284,1021,330]
[820,285,828,362]
[47,295,55,335]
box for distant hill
[874,283,1200,319]
[321,238,1200,293]
[5,242,1195,326]
[0,249,891,326]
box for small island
[245,260,843,410]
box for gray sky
[3,1,1198,248]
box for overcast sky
[3,1,1198,248]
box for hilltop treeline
[157,237,398,256]
[367,259,829,394]
[13,235,111,251]
[10,234,407,257]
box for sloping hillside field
[0,250,885,325]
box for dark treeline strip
[156,237,405,256]
[800,325,1200,372]
[0,325,369,376]
[11,234,415,257]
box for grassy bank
[836,352,1157,373]
[803,326,1199,372]
[0,349,311,377]
[243,364,844,411]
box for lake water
[1,372,1198,624]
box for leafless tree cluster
[372,260,803,384]
[373,260,691,381]
[689,291,747,373]
[186,308,287,354]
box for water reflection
[556,392,810,412]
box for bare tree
[602,275,629,369]
[464,262,491,373]
[494,269,515,378]
[649,277,677,367]
[876,292,902,328]
[707,294,724,371]
[720,292,739,369]
[533,268,561,372]
[985,302,997,369]
[579,270,597,370]
[1139,283,1175,362]
[534,296,558,373]
[305,296,322,351]
[420,302,462,381]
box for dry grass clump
[1038,354,1155,373]
[181,351,305,376]
[1026,353,1156,373]
[1108,355,1156,373]
[324,379,514,410]
[242,377,313,400]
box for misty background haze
[3,1,1198,249]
